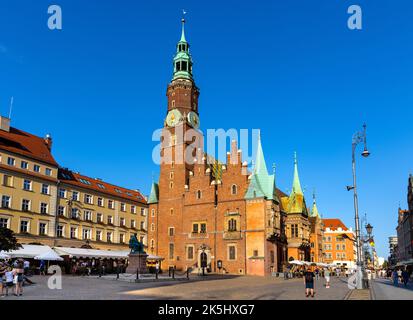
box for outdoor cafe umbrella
[288,260,304,265]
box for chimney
[0,116,10,132]
[44,133,53,151]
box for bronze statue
[129,233,145,254]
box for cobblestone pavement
[371,278,413,300]
[0,275,351,300]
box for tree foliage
[0,227,22,252]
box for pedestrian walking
[13,261,24,296]
[402,269,409,287]
[324,268,331,289]
[155,261,160,275]
[397,268,402,283]
[304,268,315,298]
[315,268,319,280]
[4,266,14,296]
[39,260,46,275]
[23,260,30,275]
[0,263,7,297]
[392,269,399,286]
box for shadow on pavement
[374,279,413,292]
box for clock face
[187,111,200,129]
[165,109,183,127]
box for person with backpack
[304,267,315,298]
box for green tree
[0,227,21,252]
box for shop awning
[35,250,64,261]
[53,247,129,259]
[1,245,56,259]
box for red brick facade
[147,25,288,276]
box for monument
[126,233,148,274]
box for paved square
[1,275,352,300]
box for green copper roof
[310,194,320,218]
[180,18,187,43]
[172,18,193,81]
[292,152,303,195]
[284,152,307,215]
[245,134,277,201]
[148,182,159,204]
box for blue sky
[0,0,412,258]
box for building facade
[0,116,147,251]
[309,195,324,263]
[395,175,413,263]
[280,155,311,262]
[322,218,356,269]
[147,19,288,276]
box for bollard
[186,268,189,280]
[156,269,159,280]
[136,267,139,281]
[172,268,175,279]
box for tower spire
[292,152,303,195]
[254,130,268,176]
[180,16,187,42]
[172,15,193,81]
[311,190,320,218]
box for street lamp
[365,223,373,236]
[365,223,374,269]
[348,123,370,289]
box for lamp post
[347,124,370,289]
[365,223,374,269]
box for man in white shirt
[23,260,30,275]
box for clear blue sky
[0,0,412,258]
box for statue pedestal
[126,253,148,274]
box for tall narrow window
[231,185,238,195]
[228,245,236,260]
[20,220,29,233]
[169,243,174,259]
[39,223,47,235]
[1,195,10,208]
[187,246,194,260]
[3,175,12,187]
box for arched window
[231,184,238,195]
[196,190,202,199]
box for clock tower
[153,18,204,264]
[166,18,200,118]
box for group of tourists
[391,268,411,287]
[67,258,127,276]
[0,259,33,298]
